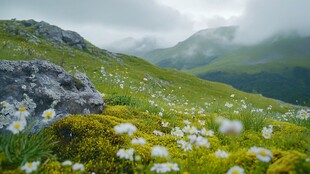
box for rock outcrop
[35,21,87,49]
[0,60,104,131]
[2,19,88,49]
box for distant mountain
[143,26,239,70]
[143,26,310,105]
[106,36,159,56]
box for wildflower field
[0,20,310,174]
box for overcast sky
[1,0,310,51]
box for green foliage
[106,93,137,106]
[0,123,56,170]
[198,70,310,106]
[267,150,307,174]
[40,161,82,174]
[48,114,133,173]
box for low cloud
[0,0,193,48]
[106,36,159,55]
[1,0,309,50]
[234,0,310,44]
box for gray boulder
[0,60,104,131]
[35,21,64,43]
[33,21,88,49]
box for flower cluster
[131,137,146,145]
[114,123,137,136]
[219,119,243,135]
[151,146,169,158]
[188,135,210,148]
[248,146,273,162]
[296,109,310,120]
[117,148,135,161]
[262,125,273,139]
[0,98,59,174]
[216,149,229,158]
[171,127,184,138]
[61,160,85,171]
[114,122,180,173]
[151,162,179,173]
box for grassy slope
[187,35,310,75]
[144,26,310,105]
[0,20,287,111]
[184,35,310,105]
[0,20,309,174]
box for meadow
[0,19,310,173]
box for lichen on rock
[0,60,105,132]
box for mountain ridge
[143,26,310,105]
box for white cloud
[1,0,309,51]
[234,0,310,44]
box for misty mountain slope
[189,34,310,105]
[189,34,310,74]
[144,26,239,70]
[0,19,286,109]
[143,27,310,105]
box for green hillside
[144,26,238,70]
[144,27,310,106]
[1,20,309,174]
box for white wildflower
[72,163,85,171]
[150,162,179,173]
[188,126,198,134]
[227,166,244,174]
[114,123,137,136]
[161,121,169,127]
[219,119,243,135]
[7,121,26,134]
[215,149,229,158]
[151,146,169,158]
[248,146,273,162]
[200,128,214,136]
[171,127,184,138]
[262,125,273,139]
[151,163,169,173]
[131,137,146,145]
[188,135,210,148]
[166,162,179,172]
[177,140,192,151]
[14,107,30,123]
[42,108,56,123]
[183,119,191,125]
[21,161,40,174]
[198,120,205,126]
[62,160,73,166]
[153,130,164,136]
[117,148,135,161]
[296,109,309,120]
[267,105,272,110]
[225,102,233,108]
